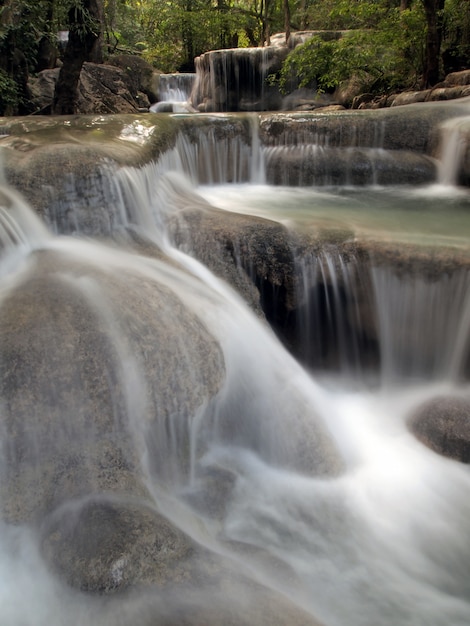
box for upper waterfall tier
[0,100,469,237]
[191,47,290,112]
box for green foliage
[0,68,19,115]
[0,0,467,112]
[103,0,263,71]
[442,0,470,72]
[276,1,427,97]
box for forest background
[0,0,469,115]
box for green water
[199,183,470,248]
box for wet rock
[41,498,193,593]
[169,206,345,476]
[1,114,181,229]
[259,105,463,155]
[264,146,436,186]
[0,249,225,523]
[408,396,470,463]
[169,205,295,318]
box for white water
[437,116,470,187]
[0,114,470,626]
[150,73,196,113]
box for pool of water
[199,183,470,248]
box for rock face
[1,114,181,232]
[41,498,193,593]
[0,245,225,591]
[408,396,470,463]
[167,200,470,377]
[107,54,159,104]
[28,56,158,115]
[0,248,225,522]
[264,145,436,186]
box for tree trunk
[299,0,306,29]
[36,0,58,72]
[263,0,270,46]
[422,0,445,87]
[52,0,103,115]
[284,0,291,44]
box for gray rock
[41,497,193,593]
[28,56,158,115]
[107,54,159,103]
[408,396,470,463]
[444,70,470,86]
[0,248,225,524]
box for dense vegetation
[0,0,469,114]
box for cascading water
[191,47,287,112]
[0,105,470,626]
[437,115,470,187]
[150,73,196,113]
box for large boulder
[41,498,193,593]
[107,54,159,104]
[78,62,145,113]
[28,57,157,115]
[0,247,225,523]
[408,396,470,463]
[0,244,225,592]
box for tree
[0,0,46,114]
[442,0,470,73]
[52,0,104,114]
[275,2,428,97]
[421,0,446,86]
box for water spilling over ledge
[0,100,470,626]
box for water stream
[150,74,196,113]
[0,109,469,626]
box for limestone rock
[391,90,432,107]
[0,249,225,524]
[408,396,470,463]
[77,62,140,113]
[427,85,470,102]
[107,54,159,104]
[444,70,470,86]
[28,58,156,115]
[28,68,58,113]
[41,498,193,593]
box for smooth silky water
[0,110,469,626]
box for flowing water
[150,74,196,113]
[0,110,470,626]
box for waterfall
[158,73,196,103]
[292,248,376,375]
[150,73,196,113]
[372,266,470,382]
[0,111,470,626]
[437,116,470,186]
[259,116,436,186]
[192,47,287,112]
